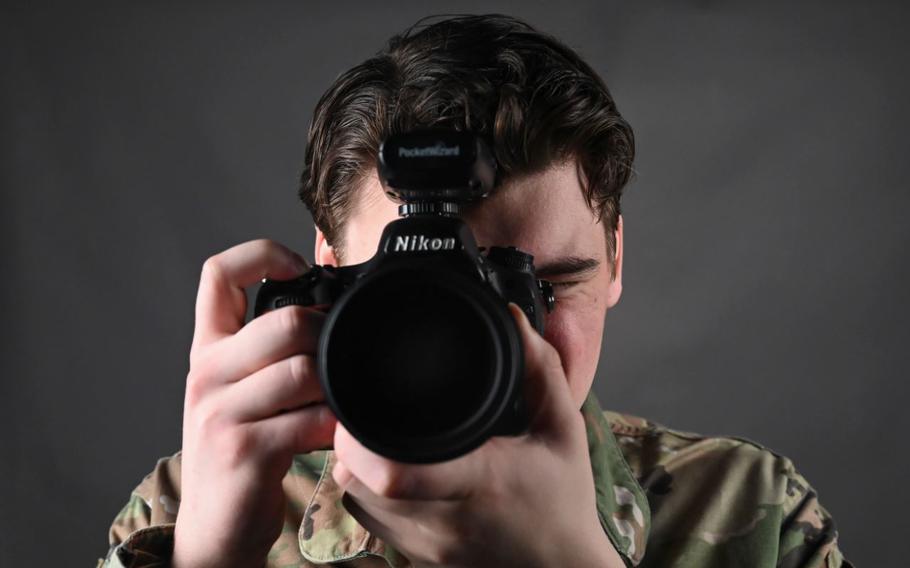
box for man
[99,14,851,568]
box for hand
[332,304,625,568]
[173,239,337,568]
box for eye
[551,281,580,290]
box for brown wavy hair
[299,14,634,273]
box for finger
[193,239,308,348]
[340,494,402,550]
[508,302,577,443]
[333,422,481,501]
[340,488,458,565]
[222,354,325,422]
[339,469,456,517]
[198,305,324,385]
[332,458,353,489]
[252,403,337,455]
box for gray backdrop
[2,1,906,566]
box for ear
[605,215,623,308]
[314,227,339,267]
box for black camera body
[254,130,554,463]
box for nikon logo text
[394,235,457,252]
[398,143,460,158]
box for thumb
[507,303,577,444]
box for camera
[254,130,555,463]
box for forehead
[462,161,602,255]
[345,160,606,264]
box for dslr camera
[254,130,555,463]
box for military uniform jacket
[98,394,852,567]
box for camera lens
[320,263,521,462]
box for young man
[100,14,851,568]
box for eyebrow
[534,255,601,278]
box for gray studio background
[2,1,906,566]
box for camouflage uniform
[98,394,852,567]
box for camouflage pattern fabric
[97,393,852,567]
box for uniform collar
[583,392,651,566]
[297,392,650,566]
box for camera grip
[253,265,345,318]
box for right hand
[173,239,337,568]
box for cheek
[542,303,606,408]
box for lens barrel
[318,262,524,463]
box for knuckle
[274,405,333,456]
[288,355,314,388]
[251,238,285,261]
[187,354,220,391]
[252,237,279,251]
[188,400,226,444]
[184,374,207,407]
[279,306,307,336]
[373,465,410,499]
[200,254,226,283]
[217,426,256,468]
[184,358,218,407]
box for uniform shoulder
[602,410,849,567]
[603,409,714,493]
[603,409,701,438]
[602,409,816,517]
[603,408,790,471]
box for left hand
[332,304,625,568]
